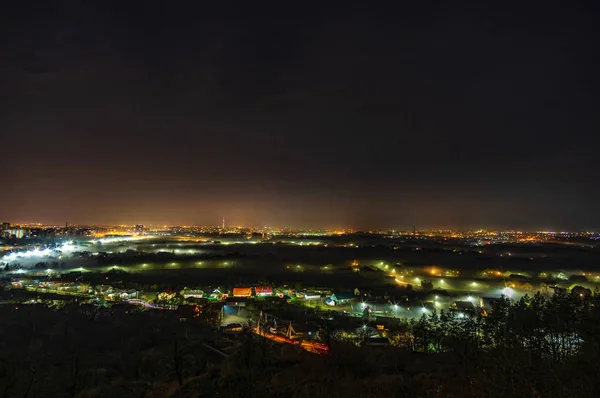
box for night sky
[1,1,599,230]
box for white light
[467,296,473,301]
[502,287,515,298]
[421,307,427,312]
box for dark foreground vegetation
[2,291,600,397]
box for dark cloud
[1,1,599,229]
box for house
[108,289,137,300]
[328,291,357,305]
[181,288,204,299]
[95,285,113,295]
[420,280,434,291]
[375,316,400,330]
[232,287,252,297]
[451,301,476,312]
[254,286,273,296]
[302,292,322,301]
[570,285,592,297]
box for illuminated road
[254,328,329,355]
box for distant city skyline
[2,218,599,233]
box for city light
[502,287,515,298]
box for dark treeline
[2,291,600,397]
[389,291,595,361]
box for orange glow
[255,329,329,355]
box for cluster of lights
[95,236,144,245]
[1,241,77,263]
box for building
[5,228,28,239]
[451,301,476,313]
[570,285,592,297]
[327,291,357,305]
[255,286,273,296]
[1,222,10,231]
[181,288,204,299]
[421,280,434,291]
[232,287,253,297]
[135,224,144,235]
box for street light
[502,287,514,298]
